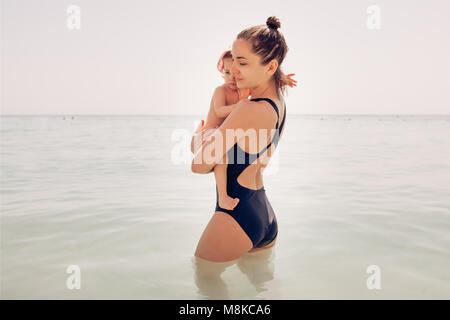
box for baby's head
[217,49,237,90]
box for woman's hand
[238,88,251,100]
[283,73,298,88]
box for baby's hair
[217,49,232,74]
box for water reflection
[236,249,275,295]
[191,248,275,299]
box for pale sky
[1,0,449,115]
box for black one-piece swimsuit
[215,97,286,248]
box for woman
[191,16,289,262]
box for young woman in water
[191,16,292,262]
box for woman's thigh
[195,211,253,262]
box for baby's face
[222,57,238,90]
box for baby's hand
[284,73,298,88]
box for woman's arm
[191,99,261,174]
[190,104,237,155]
[191,128,207,154]
[191,120,204,154]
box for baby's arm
[214,160,228,199]
[214,153,239,210]
[213,86,238,118]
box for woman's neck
[249,79,278,101]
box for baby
[195,49,297,210]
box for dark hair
[236,16,289,98]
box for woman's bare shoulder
[245,99,279,127]
[226,99,276,129]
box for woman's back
[231,96,286,191]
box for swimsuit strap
[250,98,280,129]
[278,103,286,135]
[249,97,286,159]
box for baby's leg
[214,153,239,210]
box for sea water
[1,114,449,299]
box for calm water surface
[1,114,449,299]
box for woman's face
[222,57,238,90]
[231,38,276,89]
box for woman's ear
[267,59,279,76]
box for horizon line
[1,113,450,117]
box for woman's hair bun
[266,16,281,30]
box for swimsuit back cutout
[226,97,286,182]
[215,97,285,248]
